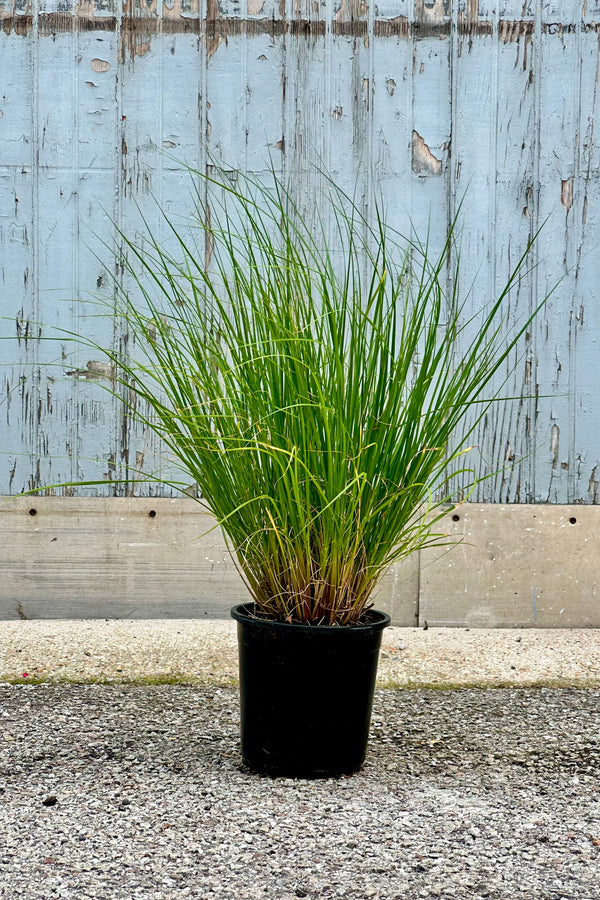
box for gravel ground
[1,623,599,899]
[1,683,599,900]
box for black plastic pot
[230,603,390,778]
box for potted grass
[90,165,542,778]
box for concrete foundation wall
[1,497,597,627]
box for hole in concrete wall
[148,510,157,518]
[28,508,37,516]
[569,516,577,525]
[452,514,460,522]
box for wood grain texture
[1,0,599,503]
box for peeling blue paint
[0,0,599,501]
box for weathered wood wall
[1,0,599,503]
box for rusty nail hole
[148,510,157,518]
[29,508,37,516]
[452,514,460,522]
[569,516,577,525]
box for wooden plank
[0,70,36,494]
[0,26,40,496]
[449,7,540,504]
[370,8,414,239]
[573,27,600,503]
[205,21,248,169]
[117,29,171,492]
[279,0,331,211]
[533,15,581,504]
[410,0,451,253]
[445,13,501,503]
[244,30,285,171]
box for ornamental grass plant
[96,166,542,626]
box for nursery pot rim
[230,602,391,635]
